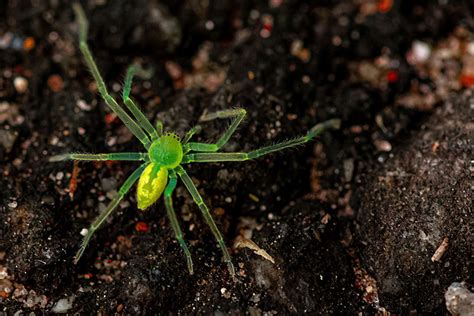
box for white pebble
[51,295,75,313]
[8,201,17,209]
[412,41,431,63]
[14,77,28,94]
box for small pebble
[8,201,17,209]
[47,74,64,92]
[410,41,431,64]
[374,139,392,152]
[76,100,92,111]
[13,76,28,94]
[51,295,75,313]
[0,129,18,153]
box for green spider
[50,4,340,276]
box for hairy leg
[49,152,148,162]
[122,64,159,141]
[175,166,235,276]
[74,163,148,264]
[72,4,151,148]
[182,126,202,145]
[183,119,340,163]
[184,108,246,152]
[164,170,194,274]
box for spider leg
[175,166,235,276]
[184,108,246,152]
[182,125,202,145]
[164,170,194,274]
[182,119,341,163]
[72,4,152,148]
[74,163,148,264]
[123,64,159,141]
[156,120,163,137]
[49,152,148,162]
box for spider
[50,4,340,276]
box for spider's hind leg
[164,170,194,274]
[182,119,341,163]
[175,166,235,277]
[74,163,148,264]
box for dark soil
[356,92,473,314]
[0,1,472,314]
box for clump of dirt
[356,92,473,313]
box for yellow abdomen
[137,163,168,210]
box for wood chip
[234,237,275,264]
[431,237,449,262]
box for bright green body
[136,134,184,210]
[50,4,340,277]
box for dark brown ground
[0,0,472,314]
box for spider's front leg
[184,108,246,152]
[74,163,148,263]
[72,4,152,148]
[164,170,194,274]
[122,64,160,140]
[175,166,235,277]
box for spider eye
[137,163,168,210]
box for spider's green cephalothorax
[148,133,183,168]
[52,3,340,277]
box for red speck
[263,22,273,32]
[83,273,93,279]
[378,0,393,13]
[68,161,80,199]
[104,113,118,125]
[460,73,474,87]
[135,221,149,233]
[105,160,116,168]
[14,65,24,74]
[386,70,399,83]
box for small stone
[374,139,392,152]
[8,201,17,209]
[101,177,117,192]
[13,77,28,94]
[51,295,75,313]
[47,74,64,93]
[0,129,18,153]
[409,41,431,64]
[445,282,474,316]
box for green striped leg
[175,166,235,276]
[74,163,148,264]
[156,121,163,136]
[72,4,152,148]
[123,65,159,141]
[49,152,148,162]
[164,170,194,274]
[184,108,246,152]
[182,126,202,146]
[183,119,341,163]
